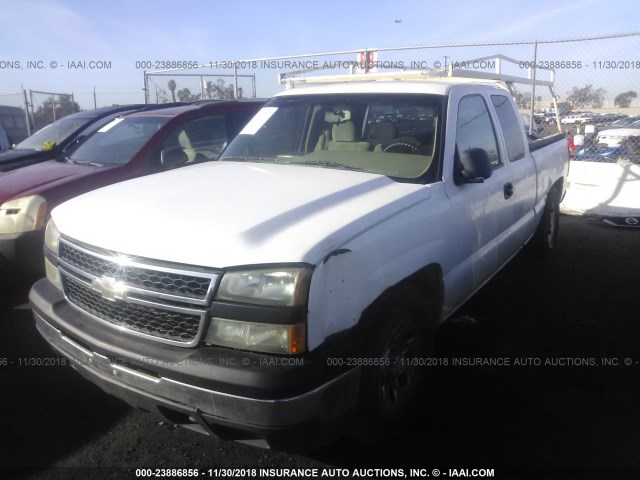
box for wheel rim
[378,318,421,416]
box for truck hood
[52,161,431,267]
[0,160,113,204]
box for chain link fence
[143,33,640,109]
[144,73,256,103]
[144,33,640,161]
[0,91,26,109]
[28,90,79,131]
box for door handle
[504,182,514,199]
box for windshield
[221,94,443,181]
[15,114,94,150]
[68,116,168,165]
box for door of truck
[489,93,538,252]
[441,86,516,313]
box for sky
[1,0,639,109]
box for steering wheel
[383,142,419,154]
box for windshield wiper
[65,157,103,167]
[288,160,364,171]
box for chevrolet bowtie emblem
[90,276,128,302]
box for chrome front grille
[57,237,219,347]
[58,242,212,299]
[63,274,202,342]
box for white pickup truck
[31,71,569,450]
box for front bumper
[0,229,45,278]
[30,279,360,450]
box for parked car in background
[0,105,153,172]
[0,99,265,281]
[575,145,628,162]
[597,119,640,152]
[578,113,596,124]
[0,126,10,152]
[562,113,594,125]
[521,113,539,137]
[544,112,559,125]
[560,114,578,125]
[0,105,29,146]
[604,116,637,129]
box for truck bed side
[530,133,570,207]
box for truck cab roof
[275,80,509,97]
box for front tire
[355,295,434,443]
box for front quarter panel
[306,184,450,351]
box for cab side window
[491,95,526,161]
[456,95,501,168]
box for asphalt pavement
[1,214,639,479]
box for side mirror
[456,148,492,184]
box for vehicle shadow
[310,216,640,469]
[0,296,131,474]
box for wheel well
[359,263,443,332]
[552,177,564,196]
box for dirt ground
[1,214,639,479]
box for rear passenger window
[456,95,501,168]
[491,95,526,161]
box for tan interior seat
[368,122,397,152]
[368,121,421,152]
[327,121,370,152]
[176,130,193,161]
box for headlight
[45,257,63,291]
[205,317,305,354]
[216,267,311,307]
[44,218,60,253]
[44,219,62,291]
[0,195,47,234]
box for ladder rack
[278,55,561,132]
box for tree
[177,88,200,102]
[556,102,572,115]
[614,91,637,108]
[168,80,177,102]
[566,84,606,109]
[33,94,81,129]
[206,79,235,100]
[204,81,214,99]
[155,87,170,104]
[513,90,532,109]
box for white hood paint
[52,161,430,268]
